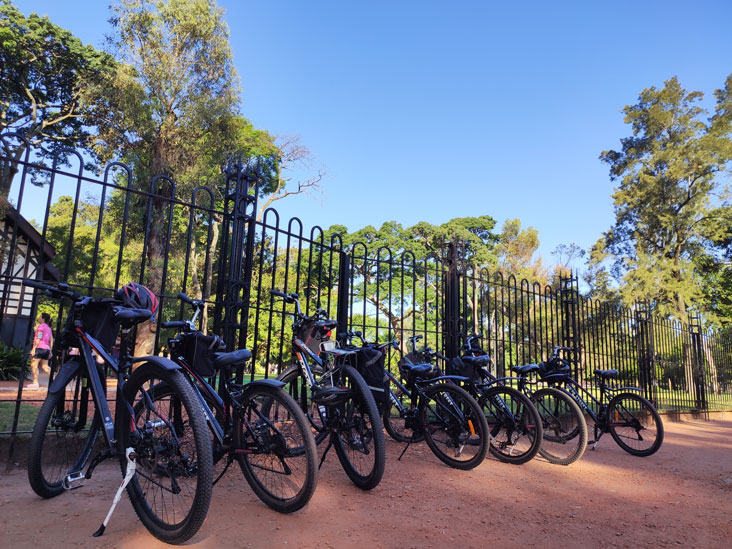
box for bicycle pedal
[63,471,86,490]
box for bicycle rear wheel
[383,380,423,443]
[531,387,587,466]
[607,392,664,456]
[480,385,542,465]
[420,383,489,470]
[119,364,213,544]
[28,369,102,498]
[234,384,318,513]
[331,365,386,490]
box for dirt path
[2,415,731,548]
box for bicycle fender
[130,355,181,371]
[430,374,470,384]
[48,358,105,394]
[241,379,286,396]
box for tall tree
[0,0,116,196]
[592,76,732,322]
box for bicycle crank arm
[92,448,136,538]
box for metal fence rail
[1,137,731,437]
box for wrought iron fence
[1,136,731,438]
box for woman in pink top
[28,313,53,389]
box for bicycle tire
[118,364,213,544]
[607,392,664,457]
[234,384,318,513]
[331,365,386,490]
[480,385,542,465]
[383,380,424,443]
[530,387,587,466]
[420,382,489,470]
[277,364,329,445]
[28,371,103,498]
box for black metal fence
[1,136,731,436]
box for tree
[495,218,546,282]
[0,0,116,196]
[593,76,732,323]
[328,216,499,352]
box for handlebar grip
[23,279,51,291]
[409,335,423,341]
[161,321,188,329]
[177,292,193,304]
[270,289,287,298]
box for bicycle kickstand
[397,438,415,461]
[92,448,136,537]
[318,437,334,469]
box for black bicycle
[24,280,212,544]
[403,335,543,465]
[460,335,588,466]
[161,293,318,513]
[375,335,490,470]
[538,346,664,456]
[272,290,386,490]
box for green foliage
[0,0,117,193]
[593,75,732,323]
[0,342,26,381]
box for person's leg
[29,357,40,386]
[40,358,51,375]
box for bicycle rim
[28,373,102,498]
[420,383,488,470]
[332,365,386,490]
[236,385,318,513]
[607,392,664,456]
[121,365,212,544]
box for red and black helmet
[115,282,159,318]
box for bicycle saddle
[113,306,152,324]
[401,362,440,380]
[213,349,252,369]
[461,355,491,368]
[594,369,618,380]
[511,363,540,375]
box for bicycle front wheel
[420,383,489,470]
[277,364,328,445]
[119,364,213,544]
[234,384,318,513]
[481,385,542,465]
[331,365,386,490]
[607,392,664,456]
[28,370,103,498]
[531,387,587,466]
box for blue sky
[13,0,732,266]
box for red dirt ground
[1,414,731,548]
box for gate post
[220,157,259,380]
[689,316,708,411]
[444,242,460,360]
[336,250,351,343]
[559,272,581,377]
[635,302,657,405]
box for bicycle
[459,335,587,466]
[370,334,490,470]
[24,280,212,544]
[160,292,318,513]
[412,335,542,466]
[271,290,386,490]
[538,346,664,456]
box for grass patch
[0,401,40,433]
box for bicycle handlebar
[161,320,189,330]
[23,279,83,302]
